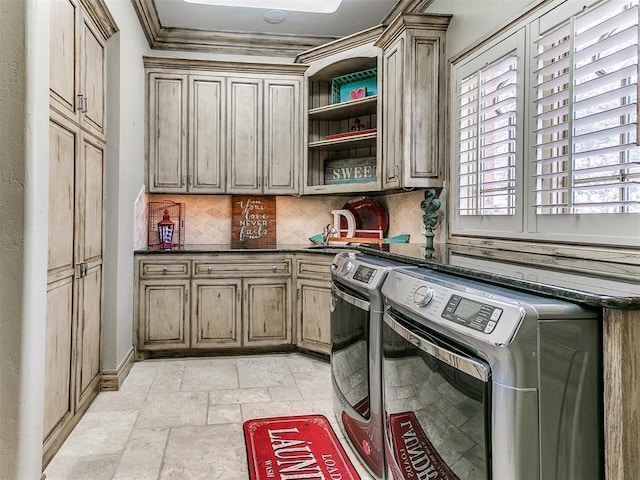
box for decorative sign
[324,157,377,185]
[231,196,276,248]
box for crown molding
[131,0,339,57]
[143,55,309,75]
[381,0,432,23]
[82,0,119,39]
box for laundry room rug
[243,414,361,480]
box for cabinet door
[148,73,188,193]
[44,114,78,449]
[75,265,102,410]
[264,78,301,194]
[75,134,105,411]
[50,0,80,123]
[297,279,332,354]
[244,278,291,346]
[381,37,404,190]
[79,13,106,139]
[191,279,241,348]
[139,280,190,350]
[43,276,75,444]
[405,32,443,186]
[189,75,226,193]
[227,77,263,193]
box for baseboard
[100,346,135,391]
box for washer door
[382,310,492,480]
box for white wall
[424,0,535,58]
[102,0,150,371]
[0,0,49,477]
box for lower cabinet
[192,279,242,348]
[295,254,334,355]
[135,254,294,355]
[244,278,292,346]
[138,279,191,350]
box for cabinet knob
[207,266,213,273]
[272,265,277,273]
[162,266,168,273]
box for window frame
[449,0,640,248]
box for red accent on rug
[388,411,459,480]
[243,414,361,480]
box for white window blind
[533,0,640,214]
[457,53,518,216]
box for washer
[330,251,414,479]
[381,267,603,480]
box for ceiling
[132,0,429,56]
[154,0,400,37]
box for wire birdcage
[148,200,185,248]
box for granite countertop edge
[134,244,640,310]
[358,247,640,310]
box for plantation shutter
[533,0,640,214]
[457,53,518,216]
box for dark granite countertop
[358,244,640,310]
[134,243,640,309]
[134,244,350,255]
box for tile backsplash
[143,190,439,246]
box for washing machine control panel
[442,295,503,334]
[382,270,526,346]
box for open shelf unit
[302,52,381,194]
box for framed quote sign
[231,196,276,248]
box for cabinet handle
[162,266,168,273]
[77,94,84,112]
[82,96,89,113]
[394,164,400,179]
[188,174,192,186]
[182,175,186,187]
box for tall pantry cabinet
[45,0,116,466]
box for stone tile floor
[44,353,373,480]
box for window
[451,0,640,246]
[533,0,639,215]
[457,53,518,216]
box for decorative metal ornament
[421,189,441,258]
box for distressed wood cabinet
[45,0,115,466]
[134,253,294,356]
[145,58,306,195]
[375,14,451,190]
[227,76,303,194]
[296,27,383,194]
[295,255,333,355]
[50,0,107,140]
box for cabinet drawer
[139,260,191,278]
[296,258,333,280]
[194,258,292,277]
